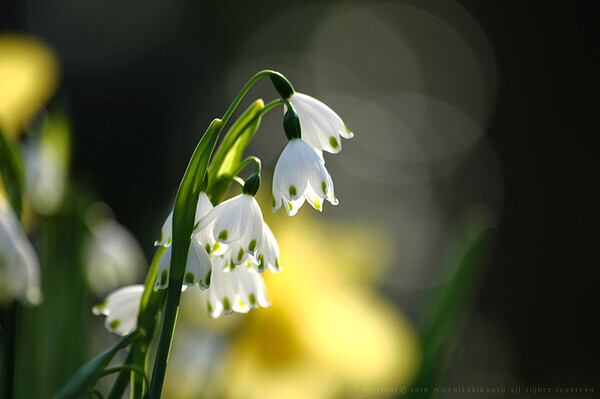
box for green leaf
[53,329,145,399]
[408,213,495,397]
[0,129,24,217]
[207,100,264,203]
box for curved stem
[232,176,245,187]
[102,366,149,389]
[232,156,261,177]
[220,70,282,129]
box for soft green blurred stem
[407,214,495,398]
[1,302,18,399]
[37,193,88,396]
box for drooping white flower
[83,217,145,296]
[92,284,143,336]
[272,138,338,216]
[254,222,280,273]
[288,92,353,154]
[155,192,213,247]
[205,257,269,318]
[0,207,42,306]
[155,238,212,289]
[195,193,264,267]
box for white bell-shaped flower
[254,222,280,273]
[155,192,213,247]
[195,193,264,267]
[155,238,212,289]
[272,138,338,216]
[92,284,143,336]
[0,207,42,306]
[288,92,353,154]
[205,257,270,318]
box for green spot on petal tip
[223,297,231,311]
[109,319,120,330]
[218,230,228,240]
[329,136,339,149]
[289,185,297,197]
[160,270,168,286]
[248,239,256,252]
[249,293,257,305]
[94,300,107,310]
[204,270,211,286]
[184,272,194,284]
[237,247,244,261]
[321,181,327,195]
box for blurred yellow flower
[0,35,59,138]
[219,215,420,399]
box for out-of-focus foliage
[0,35,58,138]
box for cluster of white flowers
[94,91,352,335]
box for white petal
[155,211,173,247]
[204,261,269,318]
[0,208,42,305]
[209,195,248,244]
[254,222,280,273]
[273,140,308,202]
[283,195,305,216]
[92,284,144,336]
[155,246,172,289]
[240,197,264,253]
[183,239,212,289]
[289,92,352,153]
[155,192,213,248]
[194,192,213,222]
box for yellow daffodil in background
[0,35,58,138]
[166,214,419,399]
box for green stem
[146,282,182,399]
[102,366,148,389]
[232,156,262,177]
[106,352,133,399]
[1,301,17,399]
[220,70,283,128]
